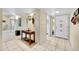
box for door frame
[46,15,51,37]
[54,14,70,39]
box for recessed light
[56,11,60,13]
[30,13,34,16]
[15,16,19,19]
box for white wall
[0,9,2,48]
[21,15,28,30]
[34,9,40,43]
[39,9,47,44]
[70,9,79,50]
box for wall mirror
[27,14,35,31]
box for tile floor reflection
[1,36,72,51]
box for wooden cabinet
[21,30,35,45]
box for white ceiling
[3,8,37,16]
[43,8,75,16]
[3,8,75,17]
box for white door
[55,15,69,39]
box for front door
[55,15,69,39]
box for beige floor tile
[64,40,72,51]
[8,47,23,51]
[55,48,66,51]
[2,34,71,51]
[0,45,7,51]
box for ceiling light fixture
[15,16,19,19]
[30,13,34,16]
[56,11,60,13]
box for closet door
[55,15,69,39]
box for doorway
[55,14,70,39]
[46,14,70,39]
[46,15,55,37]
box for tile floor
[0,30,72,51]
[0,36,72,51]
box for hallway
[0,1,79,59]
[0,8,79,51]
